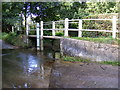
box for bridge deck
[28,35,63,39]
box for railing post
[52,21,55,36]
[78,19,82,37]
[40,21,43,38]
[26,23,29,44]
[12,26,14,33]
[64,18,69,36]
[36,23,40,50]
[112,16,117,38]
[18,26,20,31]
[40,21,43,51]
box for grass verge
[1,32,30,48]
[67,37,120,45]
[62,56,120,66]
[63,56,91,63]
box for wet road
[49,61,119,88]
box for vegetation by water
[1,32,31,47]
[68,37,120,45]
[63,56,120,66]
[99,61,120,66]
[63,56,91,63]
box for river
[2,46,60,88]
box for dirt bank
[49,60,118,88]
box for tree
[2,2,24,32]
[2,2,119,33]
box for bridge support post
[36,23,40,50]
[112,16,116,38]
[78,19,82,37]
[64,18,69,37]
[40,21,44,51]
[26,23,29,45]
[12,26,14,33]
[52,21,55,36]
[60,39,63,57]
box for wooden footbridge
[26,16,119,50]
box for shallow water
[2,48,60,88]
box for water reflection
[2,49,56,88]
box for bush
[44,31,52,36]
[55,31,64,36]
[2,32,30,47]
[82,31,112,38]
[0,32,8,39]
[29,31,36,35]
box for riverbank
[0,39,17,49]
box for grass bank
[0,32,30,48]
[67,37,120,45]
[62,56,120,66]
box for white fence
[26,16,119,38]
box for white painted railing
[26,16,119,39]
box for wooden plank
[112,16,117,38]
[52,21,55,36]
[43,29,64,30]
[82,19,112,21]
[82,29,113,32]
[29,35,63,39]
[69,19,117,21]
[69,22,79,24]
[68,29,113,32]
[28,35,38,37]
[29,29,36,31]
[54,20,65,22]
[43,36,63,39]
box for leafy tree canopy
[2,2,119,32]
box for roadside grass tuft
[1,32,31,47]
[63,56,120,66]
[67,37,120,45]
[63,56,91,63]
[99,61,120,66]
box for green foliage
[82,20,112,30]
[70,37,120,45]
[69,23,78,29]
[0,32,8,39]
[43,31,52,36]
[63,56,90,63]
[55,31,64,36]
[63,56,120,66]
[81,14,117,38]
[99,61,120,66]
[29,31,36,35]
[2,2,119,34]
[82,31,112,38]
[2,2,24,32]
[86,2,118,15]
[2,32,29,47]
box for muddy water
[2,48,60,88]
